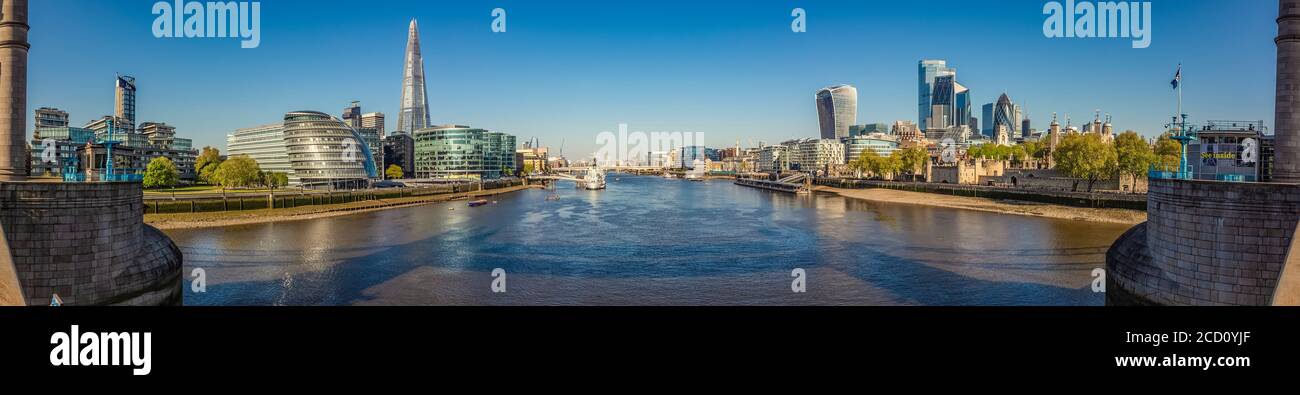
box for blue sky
[29,0,1276,157]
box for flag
[1171,65,1181,90]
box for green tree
[142,156,180,189]
[1055,133,1118,192]
[879,150,904,180]
[968,144,1014,161]
[1114,130,1154,193]
[385,164,404,179]
[897,146,929,181]
[849,148,876,178]
[1020,141,1044,159]
[1153,133,1182,171]
[522,162,535,175]
[261,171,288,190]
[851,148,904,180]
[212,155,262,188]
[195,146,223,185]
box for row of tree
[848,146,929,181]
[143,146,289,190]
[845,130,1185,193]
[1055,131,1181,192]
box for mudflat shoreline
[816,186,1146,225]
[147,184,541,230]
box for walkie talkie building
[815,84,857,140]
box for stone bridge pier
[0,0,182,306]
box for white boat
[662,172,676,179]
[582,168,606,190]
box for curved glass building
[816,85,858,140]
[282,110,377,186]
[992,93,1019,137]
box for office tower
[114,75,136,134]
[413,125,517,179]
[918,60,955,130]
[342,101,362,128]
[992,93,1019,137]
[1276,0,1300,182]
[955,82,971,132]
[397,19,430,133]
[383,132,414,178]
[342,102,383,169]
[927,75,956,129]
[981,103,995,137]
[1022,117,1032,139]
[361,112,385,136]
[816,85,857,140]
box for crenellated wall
[0,181,182,305]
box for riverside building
[412,125,516,180]
[228,111,379,187]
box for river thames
[174,176,1130,306]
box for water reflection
[173,176,1129,306]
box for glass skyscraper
[918,60,955,131]
[955,82,972,131]
[981,103,995,137]
[993,93,1020,137]
[816,85,858,140]
[397,19,431,133]
[114,75,136,134]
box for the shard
[397,19,430,133]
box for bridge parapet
[0,223,23,306]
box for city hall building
[228,111,378,187]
